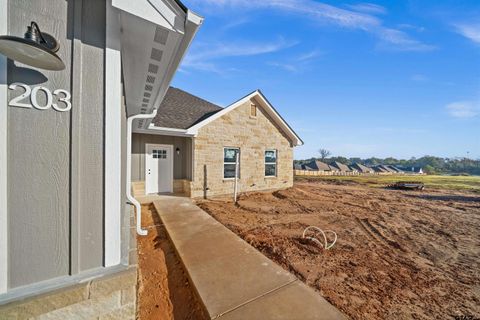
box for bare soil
[197,181,480,320]
[137,204,208,320]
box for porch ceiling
[114,0,202,130]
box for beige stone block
[0,285,88,319]
[128,249,137,265]
[35,291,121,320]
[98,303,135,320]
[89,269,136,298]
[120,287,136,306]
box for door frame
[145,143,174,194]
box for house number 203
[8,83,72,112]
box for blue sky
[172,0,480,160]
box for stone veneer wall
[190,97,294,198]
[0,268,137,319]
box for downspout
[126,109,158,236]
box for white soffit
[113,0,185,32]
[115,0,203,130]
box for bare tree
[318,149,331,160]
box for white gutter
[126,109,158,236]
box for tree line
[295,151,480,175]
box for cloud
[181,37,297,73]
[268,50,322,73]
[446,101,480,118]
[375,28,435,51]
[188,0,433,51]
[297,50,322,61]
[345,3,387,15]
[453,23,480,44]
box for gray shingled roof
[305,160,332,171]
[152,87,223,129]
[351,163,374,173]
[330,161,351,172]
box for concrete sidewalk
[153,196,346,320]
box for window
[224,147,240,179]
[265,149,277,177]
[250,103,257,117]
[152,149,167,159]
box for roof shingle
[152,87,223,129]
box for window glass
[265,150,276,163]
[224,148,239,163]
[224,148,240,178]
[265,150,277,177]
[224,164,237,179]
[265,164,276,177]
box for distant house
[386,165,404,173]
[373,165,389,173]
[303,160,333,171]
[350,163,375,173]
[329,161,352,172]
[293,163,303,170]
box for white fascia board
[0,0,7,294]
[186,91,304,146]
[113,0,185,33]
[134,125,195,137]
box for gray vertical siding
[7,0,106,288]
[131,133,191,181]
[74,0,105,273]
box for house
[386,165,404,173]
[329,161,352,172]
[373,165,389,173]
[350,162,375,173]
[132,87,303,198]
[302,159,333,171]
[0,0,204,317]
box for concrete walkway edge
[153,196,346,320]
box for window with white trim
[224,147,240,179]
[265,149,277,177]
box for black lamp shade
[0,35,65,71]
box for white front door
[145,144,173,194]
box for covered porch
[131,132,194,197]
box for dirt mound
[197,182,480,320]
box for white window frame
[265,149,277,177]
[223,147,240,180]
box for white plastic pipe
[126,109,157,236]
[234,152,239,203]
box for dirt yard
[197,180,480,320]
[137,204,208,320]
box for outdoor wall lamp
[0,21,65,71]
[176,147,180,155]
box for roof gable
[187,90,303,146]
